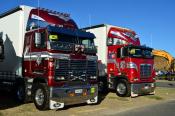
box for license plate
[75,89,83,94]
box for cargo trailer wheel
[98,80,108,93]
[33,83,49,110]
[116,79,131,97]
[15,84,26,103]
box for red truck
[83,24,156,97]
[0,5,98,110]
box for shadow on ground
[0,90,21,110]
[0,90,109,111]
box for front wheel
[32,83,49,110]
[116,79,131,97]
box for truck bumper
[49,85,98,109]
[131,82,156,97]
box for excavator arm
[152,50,174,72]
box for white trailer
[0,5,32,75]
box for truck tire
[98,77,108,94]
[15,84,25,103]
[14,82,30,103]
[32,83,49,110]
[115,79,131,97]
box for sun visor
[47,26,95,39]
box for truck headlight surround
[127,62,138,70]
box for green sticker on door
[90,87,95,94]
[49,35,58,40]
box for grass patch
[0,112,3,116]
[146,95,163,100]
[17,104,36,113]
[108,96,129,101]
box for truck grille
[55,59,97,81]
[140,64,152,79]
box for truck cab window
[81,38,94,48]
[26,19,49,31]
[41,32,46,48]
[113,38,127,45]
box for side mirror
[120,47,125,58]
[35,32,41,47]
[107,38,113,46]
[120,47,123,58]
[0,43,3,55]
[0,32,3,43]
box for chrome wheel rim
[35,89,44,106]
[117,83,126,95]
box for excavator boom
[153,50,174,72]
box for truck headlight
[133,77,139,81]
[56,76,65,81]
[127,62,138,70]
[89,76,97,80]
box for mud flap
[149,90,155,95]
[87,96,98,104]
[49,100,64,110]
[131,91,138,98]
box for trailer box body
[0,6,32,74]
[88,26,107,77]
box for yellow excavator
[152,50,175,72]
[153,50,175,80]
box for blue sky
[1,0,175,56]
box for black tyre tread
[98,77,108,94]
[15,84,26,103]
[14,80,30,103]
[116,79,131,97]
[33,83,50,110]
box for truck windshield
[49,32,77,51]
[80,38,97,53]
[128,47,153,59]
[48,32,96,53]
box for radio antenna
[150,34,153,48]
[37,0,40,32]
[89,14,92,30]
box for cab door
[29,29,47,77]
[23,33,33,77]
